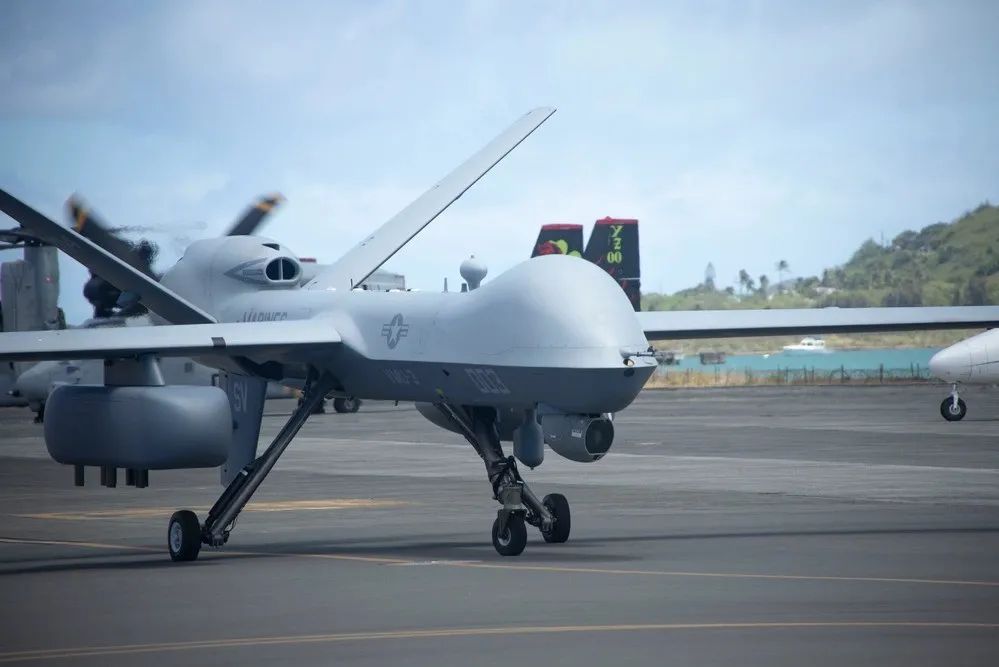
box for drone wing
[307,107,556,291]
[638,306,999,339]
[0,189,215,325]
[0,320,341,362]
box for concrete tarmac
[1,385,998,665]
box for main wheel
[492,513,527,556]
[540,493,571,543]
[168,510,202,562]
[333,397,361,413]
[940,397,967,421]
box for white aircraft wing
[0,189,215,325]
[307,107,556,291]
[0,320,341,362]
[639,306,999,340]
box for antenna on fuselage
[460,255,487,291]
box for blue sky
[2,0,997,323]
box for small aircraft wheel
[540,493,571,543]
[168,510,202,562]
[492,513,527,557]
[940,397,967,421]
[333,397,361,413]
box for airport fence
[647,363,933,388]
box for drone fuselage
[159,236,655,415]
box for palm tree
[775,260,789,291]
[758,274,770,297]
[738,269,750,295]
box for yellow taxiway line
[14,498,408,521]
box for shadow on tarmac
[5,524,998,576]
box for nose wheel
[540,493,571,543]
[940,397,967,421]
[492,512,527,556]
[167,510,202,562]
[940,384,967,421]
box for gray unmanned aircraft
[1,107,998,562]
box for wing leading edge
[307,107,556,292]
[0,320,341,362]
[639,306,999,340]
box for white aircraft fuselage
[929,328,999,384]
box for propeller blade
[66,196,158,278]
[225,193,284,236]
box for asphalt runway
[1,385,998,665]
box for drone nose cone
[929,343,971,381]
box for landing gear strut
[167,370,337,562]
[437,403,570,556]
[940,383,967,421]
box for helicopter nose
[929,343,971,381]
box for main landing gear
[437,403,571,557]
[167,371,337,562]
[297,394,361,415]
[940,383,967,422]
[333,397,361,413]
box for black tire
[540,493,571,543]
[940,397,967,421]
[333,397,361,414]
[491,513,527,556]
[168,510,202,562]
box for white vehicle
[928,328,998,421]
[782,337,831,353]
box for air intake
[265,257,300,282]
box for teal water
[657,347,938,374]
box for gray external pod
[45,384,231,469]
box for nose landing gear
[940,384,967,421]
[437,402,570,557]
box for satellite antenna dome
[460,255,488,290]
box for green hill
[642,202,999,313]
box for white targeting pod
[460,255,488,290]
